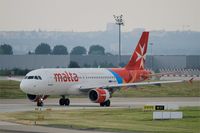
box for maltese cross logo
[135,43,146,69]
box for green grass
[0,80,26,99]
[0,80,200,99]
[0,107,199,133]
[113,81,200,97]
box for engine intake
[89,88,110,103]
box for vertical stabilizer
[125,32,149,70]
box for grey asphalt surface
[0,97,200,113]
[0,97,200,133]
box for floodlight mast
[113,15,124,67]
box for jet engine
[27,94,48,102]
[89,88,110,103]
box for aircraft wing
[79,80,184,92]
[149,72,181,77]
[106,80,183,88]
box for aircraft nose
[20,79,41,94]
[20,80,28,93]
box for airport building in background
[0,55,199,70]
[70,55,200,70]
[0,55,70,69]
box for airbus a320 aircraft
[18,32,183,106]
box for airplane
[17,31,184,107]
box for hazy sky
[0,0,199,31]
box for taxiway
[0,97,199,113]
[0,97,199,133]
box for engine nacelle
[89,88,110,103]
[27,94,48,102]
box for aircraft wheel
[64,98,70,106]
[100,100,110,107]
[37,100,43,107]
[100,102,105,107]
[59,98,65,106]
[105,100,110,107]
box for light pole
[114,15,124,67]
[149,43,153,70]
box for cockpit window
[28,76,34,79]
[26,75,42,80]
[38,76,42,80]
[34,76,38,79]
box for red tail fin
[125,32,149,70]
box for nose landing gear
[37,98,44,107]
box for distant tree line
[30,43,107,55]
[0,44,13,55]
[0,43,113,55]
[33,43,107,55]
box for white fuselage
[18,32,151,107]
[20,68,119,95]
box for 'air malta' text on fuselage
[54,71,79,82]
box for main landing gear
[100,99,110,107]
[59,96,70,106]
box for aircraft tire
[100,102,105,106]
[37,101,43,107]
[59,98,65,106]
[100,100,110,107]
[64,98,70,106]
[105,100,110,107]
